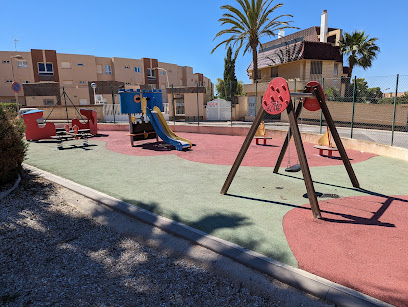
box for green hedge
[0,104,27,185]
[0,103,18,116]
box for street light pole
[152,67,169,88]
[91,82,97,105]
[153,67,170,119]
[10,54,23,113]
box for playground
[19,79,408,306]
[24,126,408,306]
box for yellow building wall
[112,57,144,86]
[0,51,34,100]
[95,57,114,81]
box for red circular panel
[303,81,324,111]
[133,95,141,103]
[262,77,290,115]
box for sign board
[11,81,21,93]
[95,94,106,104]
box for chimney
[278,29,285,39]
[320,10,328,43]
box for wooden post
[313,86,360,188]
[286,101,322,219]
[128,114,134,147]
[220,107,266,194]
[273,101,303,173]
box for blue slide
[145,108,190,151]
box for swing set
[23,87,97,148]
[221,77,360,219]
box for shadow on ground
[0,170,280,306]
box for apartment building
[0,49,213,107]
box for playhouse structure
[119,89,191,150]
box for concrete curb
[24,163,391,307]
[0,174,21,201]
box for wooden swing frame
[220,83,360,219]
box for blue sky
[1,0,407,88]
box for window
[334,63,338,76]
[105,65,112,75]
[2,60,10,64]
[125,82,131,85]
[17,60,28,68]
[124,66,130,69]
[61,62,72,69]
[38,62,54,76]
[77,63,84,66]
[270,66,278,78]
[160,71,165,75]
[96,64,102,74]
[22,80,30,84]
[5,80,13,83]
[147,68,156,79]
[79,80,86,84]
[134,66,141,73]
[310,61,322,75]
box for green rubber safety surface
[25,138,408,268]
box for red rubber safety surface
[283,195,408,306]
[97,131,376,167]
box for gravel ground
[0,169,330,306]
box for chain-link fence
[246,75,408,148]
[7,76,408,149]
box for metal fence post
[350,76,357,138]
[196,83,200,126]
[320,77,324,133]
[110,81,116,124]
[172,84,175,125]
[255,79,258,116]
[391,74,399,146]
[230,80,233,127]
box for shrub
[0,105,27,185]
[0,103,18,117]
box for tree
[212,0,295,81]
[215,78,245,98]
[236,81,245,96]
[324,87,339,101]
[215,78,226,99]
[366,87,383,104]
[351,78,383,103]
[340,31,380,78]
[224,46,238,101]
[0,105,27,185]
[352,78,369,101]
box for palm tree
[339,31,380,78]
[211,0,295,81]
